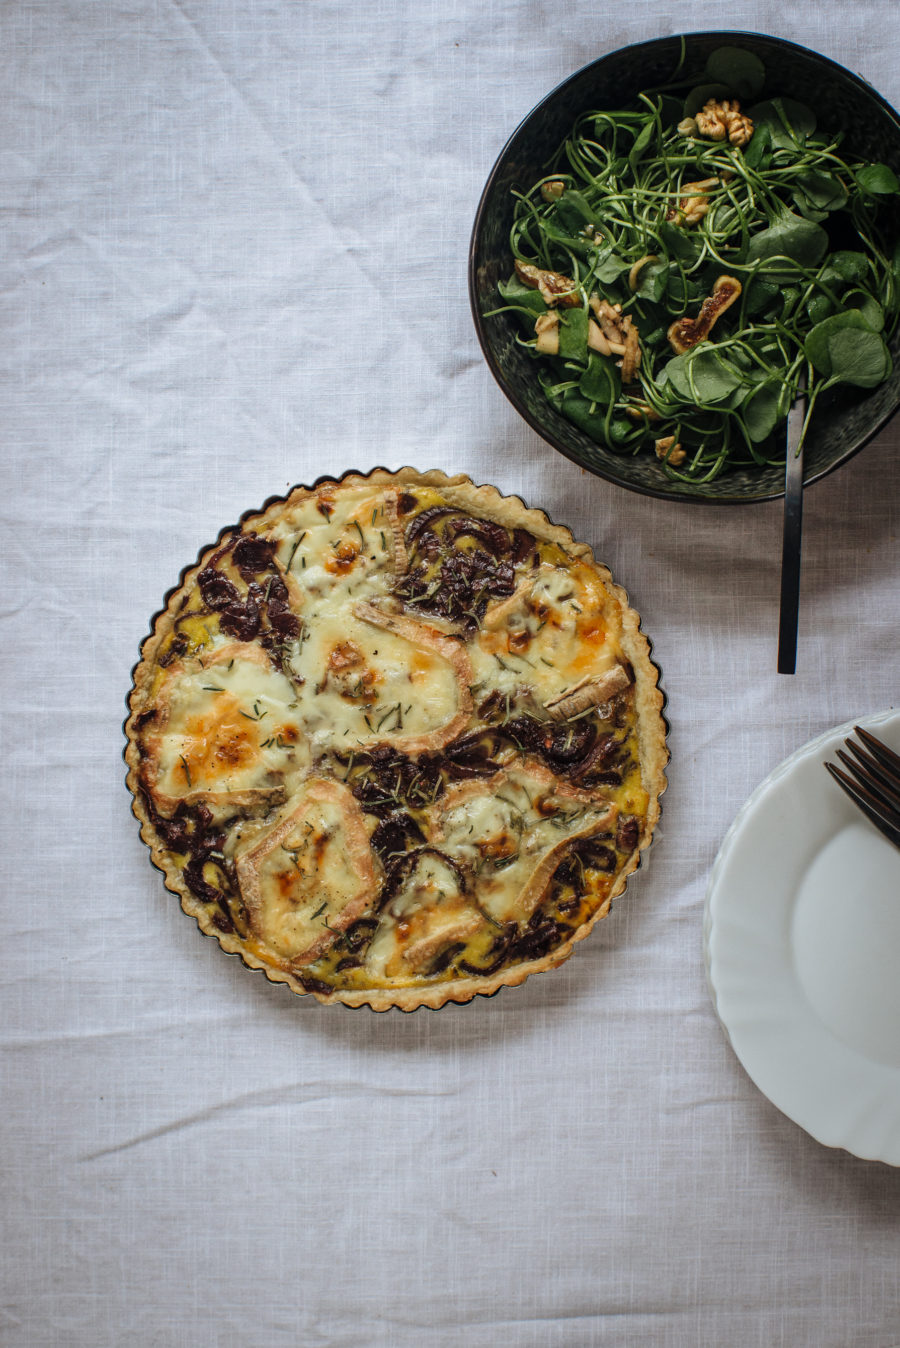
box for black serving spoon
[777,369,809,674]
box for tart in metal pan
[124,468,668,1010]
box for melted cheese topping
[472,560,621,709]
[235,779,374,963]
[365,853,484,981]
[149,646,308,810]
[286,609,463,752]
[435,764,615,924]
[269,485,397,592]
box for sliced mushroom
[587,320,613,356]
[590,295,625,343]
[628,254,659,292]
[535,311,560,355]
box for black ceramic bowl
[469,32,900,503]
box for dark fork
[824,725,900,850]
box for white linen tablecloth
[2,2,899,1344]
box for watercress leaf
[743,277,781,317]
[665,347,742,404]
[745,209,828,269]
[793,169,847,212]
[743,380,783,441]
[547,387,606,442]
[557,307,589,360]
[628,119,655,168]
[856,163,900,196]
[748,97,816,149]
[540,218,592,258]
[843,290,885,332]
[608,415,638,449]
[790,193,828,224]
[553,190,598,235]
[593,248,631,284]
[826,327,890,387]
[804,309,879,375]
[657,94,684,127]
[683,83,731,118]
[579,351,619,404]
[780,286,801,320]
[805,291,834,326]
[632,295,667,329]
[498,275,547,314]
[742,120,770,170]
[729,348,757,374]
[829,250,870,283]
[636,258,670,303]
[666,269,701,309]
[703,46,766,99]
[656,219,700,264]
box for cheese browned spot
[235,777,376,965]
[142,641,307,817]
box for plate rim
[704,707,900,1164]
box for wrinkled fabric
[2,2,900,1345]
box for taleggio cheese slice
[364,851,486,981]
[234,777,376,966]
[433,759,617,925]
[143,642,308,818]
[472,559,628,715]
[286,600,471,754]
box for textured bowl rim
[122,465,670,1012]
[468,29,900,505]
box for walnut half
[654,436,686,467]
[694,98,754,148]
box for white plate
[704,709,900,1164]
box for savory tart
[125,469,667,1009]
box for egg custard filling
[125,470,667,1009]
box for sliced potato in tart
[125,469,667,1010]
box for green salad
[491,45,900,482]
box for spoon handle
[777,370,808,675]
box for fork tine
[854,724,900,778]
[837,740,900,815]
[834,749,900,820]
[825,761,900,849]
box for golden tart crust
[124,468,668,1010]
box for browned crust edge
[123,466,668,1013]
